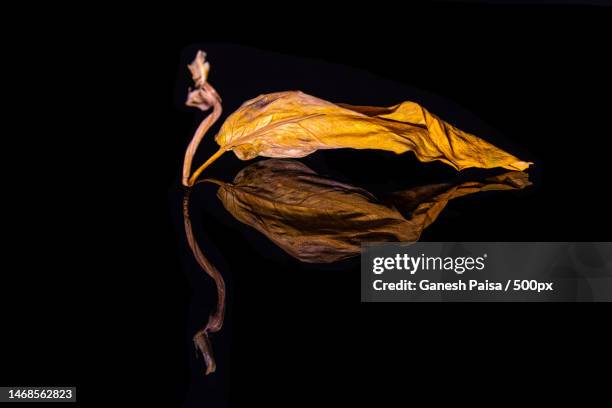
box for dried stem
[181,51,229,375]
[188,147,225,186]
[196,178,226,187]
[183,83,223,186]
[182,190,226,374]
[182,51,224,187]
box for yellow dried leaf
[184,51,531,186]
[205,91,530,173]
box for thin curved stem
[182,191,226,374]
[182,86,222,186]
[188,147,226,186]
[196,177,226,187]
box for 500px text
[373,279,554,293]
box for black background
[3,2,611,407]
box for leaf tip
[512,161,533,171]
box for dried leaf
[206,159,531,263]
[188,91,531,184]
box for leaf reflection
[184,159,531,373]
[203,159,531,263]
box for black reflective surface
[165,40,610,406]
